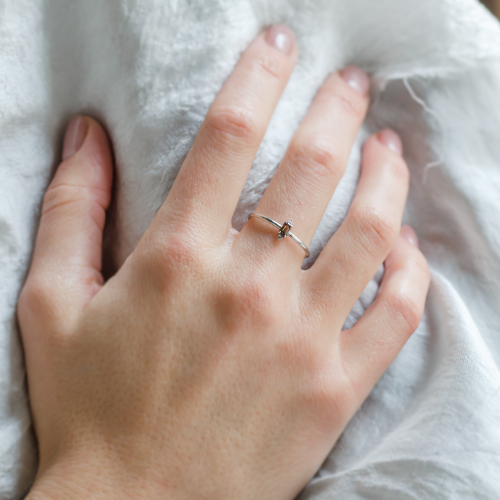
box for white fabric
[1,0,500,498]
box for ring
[248,213,310,258]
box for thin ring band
[248,213,310,258]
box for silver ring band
[248,213,310,258]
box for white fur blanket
[1,0,500,497]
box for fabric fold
[1,0,500,498]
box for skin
[18,26,430,500]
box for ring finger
[239,66,370,266]
[305,130,410,326]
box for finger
[241,67,369,265]
[152,25,297,244]
[340,227,430,396]
[23,116,113,315]
[304,130,409,324]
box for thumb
[27,116,113,315]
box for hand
[19,25,429,500]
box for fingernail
[341,66,370,95]
[265,25,295,55]
[62,116,88,161]
[401,226,418,247]
[378,129,403,156]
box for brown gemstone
[278,220,293,240]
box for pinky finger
[340,226,430,396]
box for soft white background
[1,0,500,497]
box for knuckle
[332,86,365,119]
[407,248,430,278]
[300,358,352,428]
[18,276,56,323]
[352,205,398,254]
[42,183,93,218]
[139,233,207,286]
[394,244,430,278]
[18,280,41,315]
[254,50,287,81]
[386,156,410,184]
[287,140,342,181]
[215,276,278,335]
[42,184,76,215]
[164,236,206,274]
[205,106,260,145]
[386,290,423,334]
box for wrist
[26,447,178,500]
[27,456,125,500]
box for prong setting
[248,213,309,258]
[278,220,293,240]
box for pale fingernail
[401,226,418,248]
[265,25,295,55]
[62,115,88,161]
[341,65,370,95]
[378,129,403,156]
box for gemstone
[278,220,293,240]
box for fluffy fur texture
[1,0,500,497]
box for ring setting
[278,220,293,240]
[248,213,310,258]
